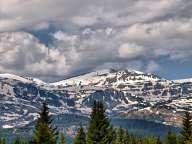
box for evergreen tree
[185,140,192,144]
[123,129,130,144]
[73,124,86,144]
[87,101,112,144]
[60,132,66,144]
[14,137,24,144]
[143,136,161,144]
[130,134,137,144]
[164,130,177,144]
[32,101,58,144]
[0,138,6,144]
[116,127,125,144]
[14,137,21,144]
[109,126,116,144]
[13,136,29,144]
[156,137,162,144]
[180,111,192,143]
[115,127,130,144]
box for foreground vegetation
[0,101,192,144]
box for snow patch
[2,125,14,129]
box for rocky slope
[0,69,192,128]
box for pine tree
[180,111,192,143]
[115,127,130,144]
[73,124,86,144]
[144,136,161,144]
[123,129,130,144]
[60,132,66,144]
[0,138,6,144]
[13,137,28,144]
[111,128,117,144]
[108,126,116,144]
[14,137,20,144]
[116,127,125,144]
[185,140,192,144]
[87,101,112,144]
[130,134,137,144]
[32,101,58,144]
[156,137,162,144]
[164,130,177,144]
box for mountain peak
[0,69,192,127]
[0,73,31,83]
[0,73,45,85]
[51,68,162,87]
[173,78,192,83]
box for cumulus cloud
[1,20,192,81]
[118,43,145,59]
[118,18,192,60]
[0,32,68,80]
[0,0,192,80]
[0,29,146,81]
[52,29,119,75]
[1,0,191,32]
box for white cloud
[0,29,145,80]
[0,32,68,78]
[1,18,192,81]
[118,18,192,60]
[0,0,190,32]
[0,0,192,80]
[71,16,99,27]
[51,28,120,74]
[118,43,145,59]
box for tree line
[0,101,192,144]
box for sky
[0,0,192,82]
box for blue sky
[0,0,192,81]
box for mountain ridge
[0,68,191,85]
[0,69,192,128]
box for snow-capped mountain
[51,69,161,87]
[0,69,192,128]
